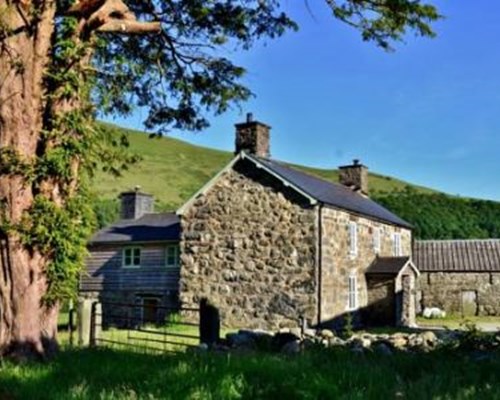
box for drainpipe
[317,204,323,327]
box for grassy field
[417,316,500,331]
[0,346,499,399]
[93,123,437,211]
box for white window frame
[123,246,141,268]
[392,233,402,256]
[165,244,180,268]
[373,227,381,253]
[349,222,358,258]
[347,272,358,311]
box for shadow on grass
[0,346,499,399]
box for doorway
[141,297,160,324]
[461,291,478,317]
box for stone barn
[414,239,500,317]
[177,115,418,330]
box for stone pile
[222,327,474,355]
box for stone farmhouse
[82,115,423,329]
[414,240,500,317]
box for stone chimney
[120,186,154,219]
[235,113,271,158]
[339,159,369,195]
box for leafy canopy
[89,0,440,135]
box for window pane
[167,245,179,266]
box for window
[349,222,358,257]
[373,227,381,253]
[393,233,402,256]
[166,244,180,268]
[123,247,141,268]
[347,273,358,310]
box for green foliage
[327,0,441,51]
[0,148,33,178]
[374,187,500,239]
[92,197,120,229]
[0,347,499,399]
[18,194,96,304]
[450,321,499,352]
[342,313,355,339]
[92,0,440,134]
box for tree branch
[97,20,161,35]
[67,0,161,36]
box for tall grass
[1,347,499,399]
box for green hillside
[93,123,436,211]
[92,123,500,240]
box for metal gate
[88,300,219,353]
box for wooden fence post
[199,298,220,347]
[77,298,92,346]
[68,307,75,347]
[89,302,102,347]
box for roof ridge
[262,156,348,190]
[417,239,500,243]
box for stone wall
[418,272,500,316]
[320,206,412,326]
[179,159,318,330]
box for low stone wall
[221,327,499,355]
[418,272,500,316]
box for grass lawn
[417,316,500,331]
[0,346,499,400]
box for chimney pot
[234,114,271,158]
[120,189,154,219]
[339,160,369,196]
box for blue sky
[108,0,500,201]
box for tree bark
[0,0,160,359]
[0,0,59,359]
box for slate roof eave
[414,239,500,272]
[89,212,181,245]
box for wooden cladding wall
[81,244,180,292]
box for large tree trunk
[0,1,59,359]
[0,0,160,360]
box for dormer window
[123,247,141,268]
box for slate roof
[250,155,412,228]
[414,240,500,272]
[365,257,412,275]
[90,213,180,244]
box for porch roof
[366,256,416,276]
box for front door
[461,291,477,317]
[142,298,159,324]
